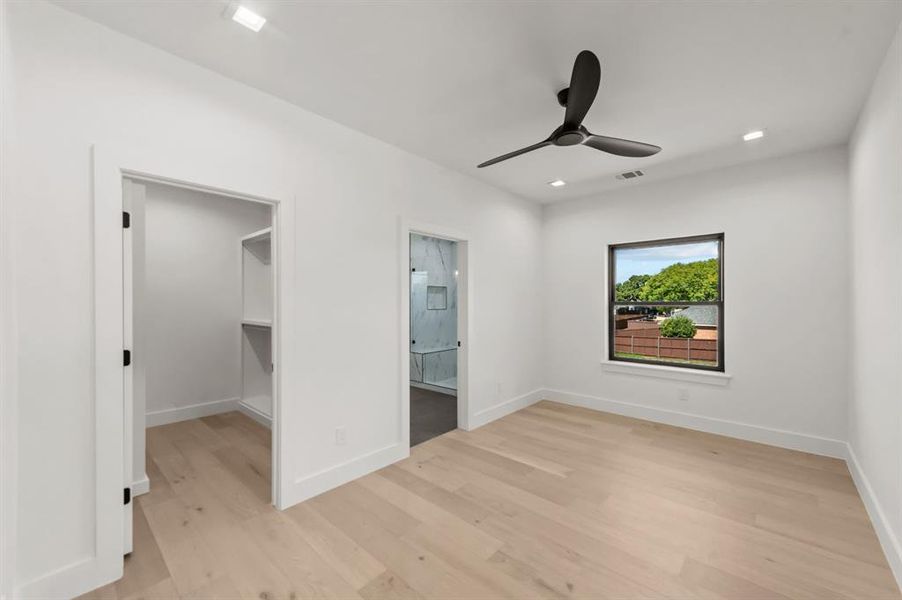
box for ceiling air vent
[616,170,645,181]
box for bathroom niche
[427,285,447,310]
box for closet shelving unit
[241,318,272,328]
[238,226,273,428]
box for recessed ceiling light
[743,130,765,142]
[549,179,567,187]
[232,5,266,32]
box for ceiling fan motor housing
[552,127,587,146]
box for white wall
[0,0,19,596]
[3,1,543,595]
[142,182,270,423]
[542,146,850,451]
[848,22,902,582]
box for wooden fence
[614,334,717,363]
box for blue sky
[615,241,718,283]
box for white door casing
[79,143,293,599]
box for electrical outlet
[678,388,690,402]
[335,426,347,445]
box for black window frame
[608,233,725,372]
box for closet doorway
[408,232,464,445]
[122,177,279,553]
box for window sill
[600,360,732,386]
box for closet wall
[142,182,271,425]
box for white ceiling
[54,1,902,203]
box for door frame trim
[400,220,470,450]
[79,143,294,599]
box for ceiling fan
[477,50,661,168]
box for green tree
[614,274,651,302]
[659,315,697,338]
[638,259,718,302]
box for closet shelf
[241,227,272,244]
[242,227,272,265]
[241,318,272,328]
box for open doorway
[123,178,277,554]
[409,233,459,445]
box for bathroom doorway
[409,233,459,445]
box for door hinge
[124,350,131,366]
[123,211,131,228]
[124,487,131,505]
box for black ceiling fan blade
[477,139,552,168]
[584,134,661,158]
[562,50,601,130]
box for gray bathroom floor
[410,386,458,446]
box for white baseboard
[542,388,847,459]
[15,556,119,600]
[846,444,902,590]
[278,388,542,509]
[237,399,272,428]
[468,388,544,430]
[131,473,150,497]
[145,397,240,427]
[282,442,409,508]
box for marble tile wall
[422,348,456,387]
[409,348,456,388]
[409,234,458,389]
[410,352,423,383]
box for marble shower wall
[410,234,458,388]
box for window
[609,234,724,371]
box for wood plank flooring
[80,402,900,599]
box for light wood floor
[81,402,900,599]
